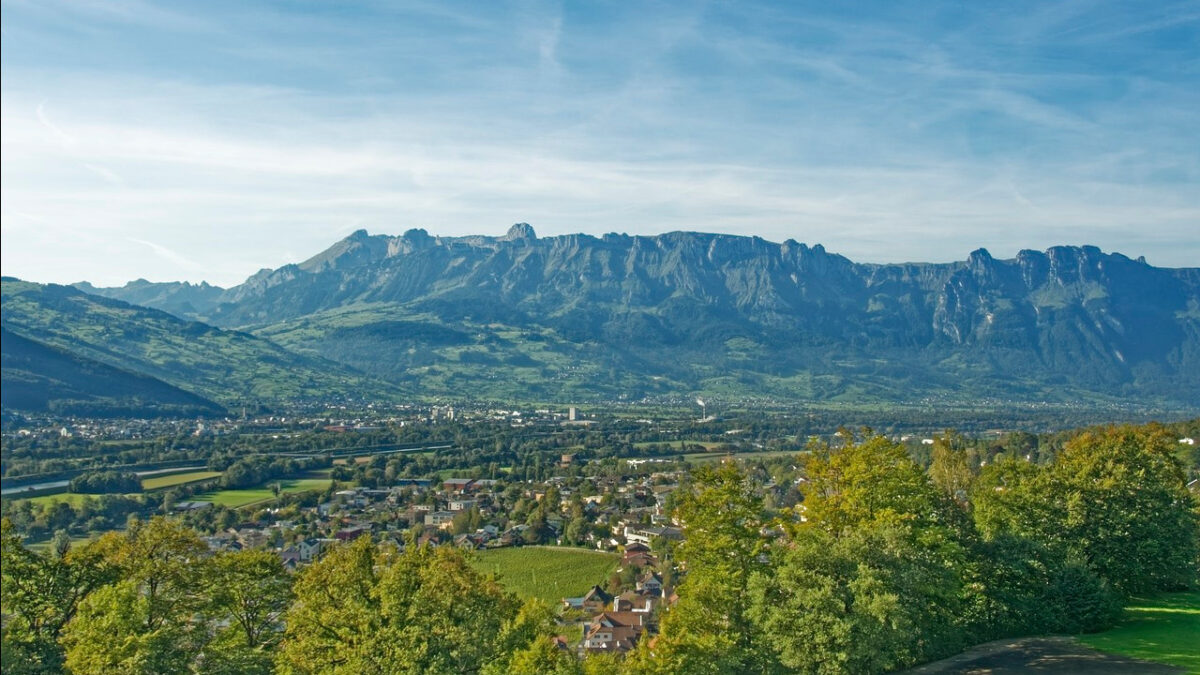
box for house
[614,591,658,614]
[297,538,323,562]
[454,533,483,550]
[279,547,302,569]
[580,585,611,613]
[202,534,240,552]
[636,571,664,596]
[581,611,646,654]
[624,542,651,556]
[425,511,456,529]
[563,585,612,614]
[335,526,369,542]
[449,499,477,511]
[624,526,683,547]
[443,478,476,493]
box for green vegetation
[277,536,572,674]
[470,546,619,605]
[21,493,94,508]
[1078,593,1200,673]
[634,424,1198,674]
[2,420,1196,674]
[140,471,223,490]
[1,279,398,408]
[192,478,332,508]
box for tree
[202,549,293,674]
[1,520,117,674]
[800,435,943,536]
[61,517,211,674]
[928,431,975,506]
[278,538,556,674]
[973,424,1199,595]
[1051,425,1198,594]
[629,462,774,674]
[749,524,965,674]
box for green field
[192,477,333,508]
[20,492,94,507]
[470,546,619,606]
[141,470,223,490]
[1079,592,1200,673]
[632,440,726,450]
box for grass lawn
[192,476,333,508]
[470,546,619,606]
[141,470,223,490]
[1078,592,1200,673]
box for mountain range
[4,225,1198,413]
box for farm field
[192,476,333,508]
[1078,592,1200,672]
[632,440,726,450]
[19,492,94,507]
[469,546,619,606]
[681,449,801,464]
[141,470,222,490]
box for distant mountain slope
[2,278,399,407]
[1,327,224,416]
[72,227,1200,406]
[74,279,223,322]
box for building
[581,611,646,654]
[443,478,476,493]
[425,511,456,529]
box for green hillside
[1,278,399,408]
[1,326,224,416]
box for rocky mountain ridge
[64,226,1200,406]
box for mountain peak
[503,223,537,241]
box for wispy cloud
[128,237,204,271]
[1,0,1197,286]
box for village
[189,466,687,654]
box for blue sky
[2,0,1197,286]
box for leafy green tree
[1,520,116,674]
[484,600,579,675]
[61,517,211,674]
[973,424,1199,594]
[957,533,1120,644]
[800,435,943,535]
[201,549,293,674]
[629,462,775,674]
[750,525,963,673]
[743,433,974,672]
[278,537,555,674]
[928,431,975,506]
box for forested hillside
[1,327,223,417]
[1,278,398,409]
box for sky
[2,1,1198,287]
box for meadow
[20,492,94,507]
[1078,592,1200,672]
[469,546,619,605]
[140,470,223,490]
[191,477,333,508]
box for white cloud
[1,1,1197,286]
